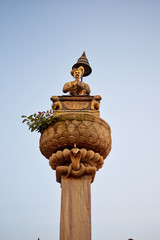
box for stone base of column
[60,175,92,240]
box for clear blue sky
[0,0,160,239]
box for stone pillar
[39,99,111,240]
[39,52,112,239]
[60,176,91,240]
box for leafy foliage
[21,110,55,133]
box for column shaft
[60,175,92,240]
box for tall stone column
[39,52,112,239]
[60,175,91,240]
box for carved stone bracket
[49,146,103,183]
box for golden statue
[63,66,90,96]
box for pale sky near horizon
[0,1,160,240]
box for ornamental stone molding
[40,113,111,159]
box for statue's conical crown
[72,51,92,77]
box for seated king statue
[63,66,90,96]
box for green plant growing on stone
[21,110,55,133]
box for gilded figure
[63,66,90,96]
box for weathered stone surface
[39,113,111,160]
[60,175,92,240]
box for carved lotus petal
[62,149,70,160]
[86,150,95,160]
[78,136,85,144]
[59,137,67,145]
[62,130,69,138]
[81,148,87,159]
[67,123,76,133]
[49,153,58,170]
[56,150,64,161]
[92,153,100,162]
[68,136,76,144]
